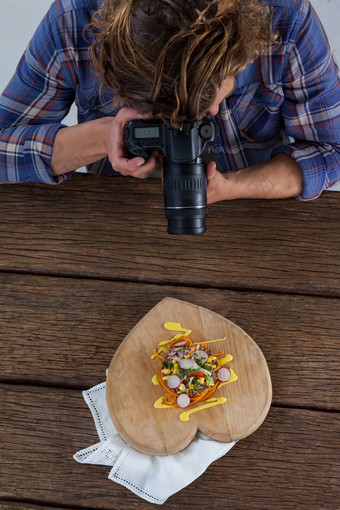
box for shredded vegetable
[156,336,225,408]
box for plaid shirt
[0,0,339,200]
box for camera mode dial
[198,123,214,139]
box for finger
[117,156,146,175]
[116,149,162,177]
[131,151,162,179]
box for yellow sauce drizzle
[217,368,238,388]
[219,354,233,365]
[193,336,227,345]
[158,322,192,346]
[164,321,190,333]
[154,396,172,409]
[152,374,160,385]
[179,397,227,422]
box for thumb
[206,160,217,180]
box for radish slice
[179,358,195,370]
[218,368,231,382]
[172,355,181,362]
[177,394,190,408]
[196,350,208,362]
[167,375,181,389]
[173,341,187,348]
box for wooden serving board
[106,298,272,455]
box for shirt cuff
[23,123,75,184]
[271,143,327,201]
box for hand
[107,106,163,179]
[206,161,231,204]
[206,154,303,203]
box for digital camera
[125,118,219,235]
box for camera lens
[163,159,207,235]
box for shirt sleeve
[0,5,75,184]
[271,2,340,200]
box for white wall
[0,0,339,186]
[0,0,77,126]
[0,0,54,87]
[310,0,340,61]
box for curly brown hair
[90,0,278,127]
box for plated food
[106,298,272,454]
[153,327,236,410]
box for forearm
[208,153,303,203]
[232,154,303,199]
[50,117,113,176]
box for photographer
[0,0,339,203]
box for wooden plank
[0,385,338,509]
[0,273,338,410]
[0,505,72,510]
[0,174,339,296]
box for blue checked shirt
[0,0,340,200]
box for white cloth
[74,380,236,505]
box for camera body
[125,119,218,234]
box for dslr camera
[125,118,219,235]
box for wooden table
[0,173,339,509]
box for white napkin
[74,379,236,505]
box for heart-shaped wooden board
[106,298,272,456]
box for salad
[155,336,231,409]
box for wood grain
[0,384,339,509]
[0,273,338,410]
[0,174,339,296]
[0,173,339,509]
[106,298,272,454]
[0,505,72,510]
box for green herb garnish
[162,361,173,370]
[206,375,214,386]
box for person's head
[90,0,277,127]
